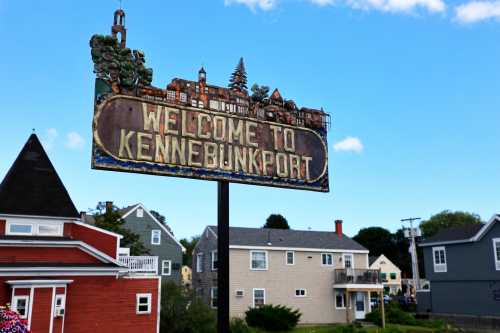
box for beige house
[181,265,192,288]
[192,220,383,324]
[369,254,402,295]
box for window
[180,93,187,103]
[162,260,172,276]
[151,230,161,245]
[335,291,346,309]
[253,289,265,307]
[8,223,33,235]
[167,90,176,100]
[390,273,397,280]
[136,294,151,314]
[381,273,387,280]
[12,296,29,319]
[196,253,203,272]
[295,289,306,297]
[38,224,61,236]
[199,100,204,108]
[211,287,218,309]
[286,251,295,265]
[322,253,333,266]
[493,238,500,271]
[211,251,218,271]
[136,208,144,218]
[209,100,218,110]
[191,99,198,107]
[235,290,244,297]
[343,254,353,268]
[250,251,268,270]
[55,294,65,308]
[432,246,447,273]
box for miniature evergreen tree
[251,84,270,102]
[229,57,248,94]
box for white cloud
[309,0,335,5]
[65,132,85,150]
[224,0,278,11]
[334,137,364,153]
[345,0,446,13]
[41,128,58,151]
[455,1,500,23]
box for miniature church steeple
[198,66,206,83]
[111,9,127,48]
[228,57,248,94]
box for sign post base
[217,181,230,333]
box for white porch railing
[119,256,158,275]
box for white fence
[119,256,158,274]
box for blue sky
[0,0,499,240]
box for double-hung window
[12,296,29,319]
[493,238,500,271]
[196,253,203,273]
[250,251,268,270]
[136,293,152,314]
[335,291,346,309]
[432,246,447,273]
[253,289,265,307]
[286,251,295,265]
[211,287,218,309]
[343,253,353,269]
[322,253,333,266]
[151,230,161,245]
[211,251,218,271]
[162,260,172,276]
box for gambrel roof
[0,134,80,218]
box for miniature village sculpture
[90,9,330,192]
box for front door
[355,292,365,320]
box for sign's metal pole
[217,180,230,333]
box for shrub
[245,304,301,331]
[230,318,251,333]
[382,327,403,333]
[160,281,216,333]
[366,303,417,326]
[0,307,30,333]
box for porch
[118,255,158,274]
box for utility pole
[401,217,421,295]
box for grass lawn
[285,324,436,333]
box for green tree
[228,57,248,93]
[251,84,270,102]
[160,281,216,333]
[263,214,290,229]
[180,236,200,267]
[420,210,482,238]
[92,202,150,256]
[353,227,396,258]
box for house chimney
[105,201,113,213]
[80,211,87,222]
[335,220,343,237]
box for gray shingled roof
[208,226,367,251]
[420,223,485,245]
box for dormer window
[8,223,33,235]
[7,221,62,236]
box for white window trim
[136,208,144,218]
[295,289,307,297]
[343,253,354,269]
[432,246,447,273]
[335,291,346,309]
[252,288,266,308]
[321,253,334,267]
[162,260,172,276]
[211,287,218,309]
[54,294,66,309]
[196,253,203,273]
[250,250,268,271]
[151,230,161,245]
[7,222,34,236]
[211,251,218,271]
[38,223,63,236]
[286,251,295,266]
[136,293,152,314]
[493,238,500,271]
[12,295,29,319]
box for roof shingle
[420,223,485,245]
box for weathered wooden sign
[91,10,330,192]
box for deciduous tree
[263,214,290,229]
[420,210,482,238]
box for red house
[0,134,160,333]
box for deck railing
[119,256,158,274]
[334,268,381,285]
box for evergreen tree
[251,83,270,102]
[228,57,248,94]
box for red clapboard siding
[70,224,118,259]
[0,280,11,305]
[64,276,158,333]
[14,288,30,296]
[0,220,5,235]
[63,223,72,237]
[31,288,52,333]
[0,247,102,264]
